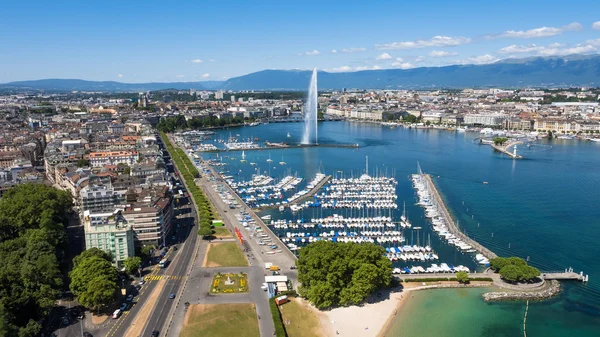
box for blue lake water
[199,121,600,336]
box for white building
[84,210,135,269]
[89,150,139,167]
[463,113,508,126]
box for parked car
[151,330,159,337]
[126,295,134,302]
[82,332,93,337]
[120,303,128,311]
[112,309,121,319]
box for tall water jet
[302,68,318,144]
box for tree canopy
[123,256,142,275]
[0,184,72,336]
[456,271,470,284]
[70,251,119,311]
[297,241,392,309]
[490,257,540,283]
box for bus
[159,258,168,268]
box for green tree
[77,276,118,312]
[72,247,112,268]
[70,255,118,297]
[493,137,509,146]
[198,226,213,238]
[456,271,470,284]
[77,159,89,167]
[123,256,142,275]
[499,264,521,283]
[140,245,155,260]
[297,241,391,309]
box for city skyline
[1,0,600,82]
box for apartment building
[122,187,173,247]
[89,150,139,167]
[79,184,126,213]
[83,210,135,269]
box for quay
[207,142,360,153]
[423,174,498,260]
[287,175,332,205]
[491,140,523,159]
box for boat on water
[267,153,273,163]
[287,132,291,138]
[279,205,285,212]
[279,155,286,165]
[457,126,467,132]
[240,151,247,163]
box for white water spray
[302,68,318,144]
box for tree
[72,247,112,268]
[77,159,89,167]
[123,256,142,275]
[499,264,521,283]
[140,245,155,260]
[403,114,418,123]
[198,226,213,238]
[297,241,391,309]
[70,255,118,297]
[492,257,540,283]
[456,271,470,284]
[493,137,509,146]
[77,276,118,312]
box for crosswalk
[146,274,187,281]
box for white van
[112,309,122,319]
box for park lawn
[180,303,259,337]
[205,242,248,267]
[210,272,248,294]
[212,227,232,237]
[278,298,325,337]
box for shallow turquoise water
[200,122,600,336]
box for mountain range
[2,55,600,91]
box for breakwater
[483,280,561,302]
[423,174,498,260]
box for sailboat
[287,132,291,138]
[266,153,273,163]
[240,151,247,163]
[279,155,286,165]
[401,202,412,228]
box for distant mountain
[2,55,600,91]
[217,55,600,90]
[0,79,212,92]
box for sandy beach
[317,281,493,337]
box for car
[139,279,145,285]
[290,266,297,270]
[169,293,175,299]
[112,309,121,319]
[151,330,159,337]
[82,332,93,337]
[260,283,268,291]
[272,271,280,275]
[126,295,134,302]
[120,303,128,311]
[173,246,178,251]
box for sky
[1,0,600,83]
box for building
[89,150,139,167]
[122,187,174,247]
[80,184,126,213]
[83,210,135,269]
[463,113,508,126]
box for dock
[206,142,360,153]
[287,175,332,205]
[491,141,523,159]
[423,174,498,260]
[542,268,588,281]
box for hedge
[269,290,298,337]
[400,277,493,282]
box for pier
[203,142,360,153]
[491,140,523,159]
[423,174,498,260]
[288,175,332,205]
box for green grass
[212,227,232,237]
[205,242,248,267]
[210,272,248,294]
[180,303,259,337]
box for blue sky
[1,0,599,83]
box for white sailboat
[279,155,286,165]
[240,151,247,163]
[287,132,291,138]
[267,153,273,163]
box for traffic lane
[139,222,198,336]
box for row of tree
[297,241,392,309]
[493,137,509,146]
[490,257,540,283]
[159,132,214,238]
[157,114,248,133]
[0,184,73,337]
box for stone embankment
[483,280,561,302]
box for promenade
[423,174,498,260]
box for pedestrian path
[147,275,187,281]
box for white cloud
[299,50,320,56]
[341,47,367,53]
[593,21,600,30]
[202,73,211,78]
[429,50,457,57]
[395,57,404,62]
[209,59,215,62]
[376,52,393,60]
[355,65,381,71]
[191,59,203,63]
[117,74,124,78]
[495,22,583,39]
[330,66,353,72]
[391,62,414,69]
[176,75,185,78]
[460,54,499,65]
[415,56,425,63]
[331,49,338,54]
[375,36,471,50]
[499,42,597,56]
